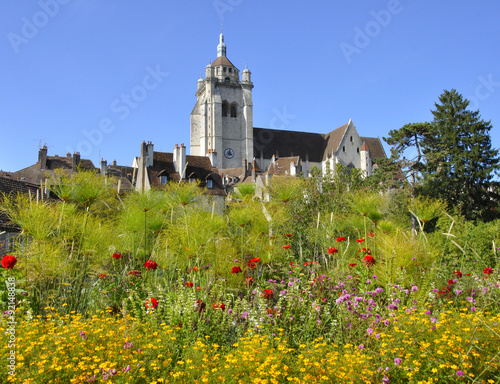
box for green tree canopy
[384,89,500,221]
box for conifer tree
[421,89,500,221]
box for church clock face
[224,148,235,159]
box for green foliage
[385,89,500,222]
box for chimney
[241,158,247,179]
[207,149,217,168]
[100,159,108,175]
[290,161,296,176]
[173,144,187,178]
[112,159,117,166]
[72,152,81,170]
[39,145,47,170]
[146,141,154,167]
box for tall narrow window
[230,104,237,117]
[222,102,228,117]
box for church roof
[212,56,236,67]
[322,123,350,161]
[359,137,387,160]
[253,127,326,163]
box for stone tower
[190,33,254,170]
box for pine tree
[421,89,500,221]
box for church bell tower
[190,33,254,170]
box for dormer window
[207,179,213,189]
[160,175,167,185]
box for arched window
[222,102,228,117]
[224,77,230,83]
[230,104,237,117]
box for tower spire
[217,31,226,57]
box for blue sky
[1,0,500,172]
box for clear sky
[1,0,500,172]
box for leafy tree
[422,89,500,221]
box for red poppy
[285,234,293,237]
[336,236,346,242]
[263,289,274,299]
[245,277,254,285]
[453,271,463,278]
[247,257,260,269]
[447,279,456,285]
[144,260,158,271]
[484,268,493,275]
[128,270,141,277]
[1,255,17,269]
[146,298,158,309]
[349,263,357,268]
[362,255,375,266]
[356,238,365,243]
[184,281,194,288]
[98,273,107,278]
[196,286,201,291]
[290,262,295,267]
[231,266,242,273]
[283,245,291,250]
[367,232,374,237]
[112,252,122,259]
[192,266,199,272]
[328,247,338,255]
[304,262,309,266]
[213,302,225,310]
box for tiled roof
[212,56,236,67]
[266,156,301,176]
[11,156,96,185]
[146,152,225,195]
[0,177,51,231]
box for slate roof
[253,123,386,165]
[360,137,387,161]
[253,127,326,162]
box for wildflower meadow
[0,170,499,383]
